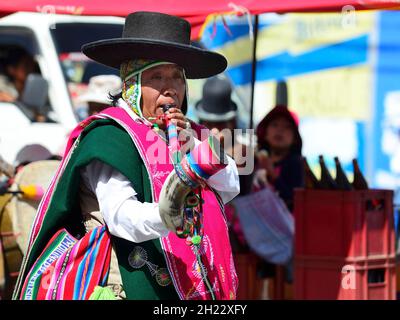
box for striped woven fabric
[20,226,111,300]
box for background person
[195,76,262,299]
[0,46,39,103]
[254,104,304,299]
[77,74,122,117]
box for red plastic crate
[294,256,396,300]
[294,189,395,260]
[233,252,262,300]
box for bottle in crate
[352,158,369,190]
[318,155,337,190]
[334,156,353,191]
[302,157,320,189]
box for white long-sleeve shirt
[80,142,240,244]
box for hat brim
[82,38,227,79]
[195,101,237,122]
[78,92,111,105]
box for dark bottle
[352,158,369,190]
[334,157,353,190]
[318,155,337,190]
[302,157,320,189]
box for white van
[0,12,124,164]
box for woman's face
[265,116,295,152]
[140,64,186,119]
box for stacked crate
[294,189,396,300]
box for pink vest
[26,107,238,300]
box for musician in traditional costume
[13,12,240,300]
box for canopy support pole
[249,14,259,130]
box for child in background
[255,105,304,212]
[254,105,304,299]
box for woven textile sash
[20,226,111,300]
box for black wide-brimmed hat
[81,11,227,79]
[195,77,237,122]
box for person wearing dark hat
[14,12,239,300]
[195,77,262,299]
[195,76,238,131]
[195,76,252,246]
[195,76,252,175]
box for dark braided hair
[108,91,123,107]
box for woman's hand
[153,107,195,153]
[154,107,190,132]
[253,168,268,189]
[256,150,278,183]
[166,107,190,132]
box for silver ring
[185,121,191,130]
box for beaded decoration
[158,105,227,249]
[148,105,227,300]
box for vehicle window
[0,26,55,123]
[51,23,122,116]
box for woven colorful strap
[20,226,112,300]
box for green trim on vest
[23,119,178,300]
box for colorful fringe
[89,286,117,300]
[20,226,111,300]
